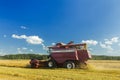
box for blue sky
[0,0,120,56]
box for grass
[0,60,120,80]
[0,60,29,67]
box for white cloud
[12,34,47,51]
[3,35,7,38]
[12,34,44,45]
[30,49,33,52]
[26,36,44,45]
[17,48,20,50]
[111,37,119,42]
[17,48,22,53]
[89,48,93,51]
[87,48,93,53]
[12,34,27,39]
[99,37,119,51]
[99,42,113,51]
[17,47,34,53]
[104,37,119,45]
[81,40,98,45]
[52,43,56,45]
[41,43,48,50]
[22,47,27,50]
[20,26,27,29]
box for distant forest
[92,55,120,60]
[0,54,48,60]
[0,54,120,60]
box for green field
[0,60,120,80]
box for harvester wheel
[47,60,56,68]
[64,61,75,69]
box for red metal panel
[77,50,90,62]
[51,52,76,63]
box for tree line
[91,55,120,60]
[0,54,48,60]
[0,54,120,60]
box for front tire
[64,61,75,69]
[47,60,56,68]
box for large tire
[47,60,56,68]
[64,61,75,69]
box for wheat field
[0,60,120,80]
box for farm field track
[0,60,120,80]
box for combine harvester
[30,41,91,69]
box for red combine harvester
[30,41,91,69]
